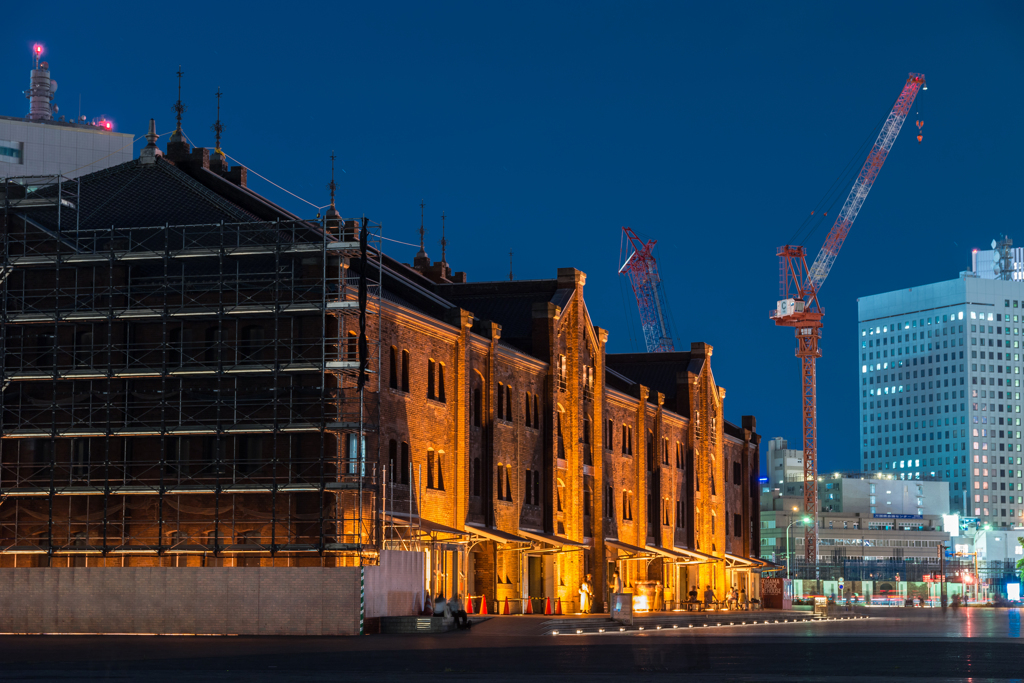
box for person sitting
[688,585,699,610]
[449,594,470,629]
[433,594,448,618]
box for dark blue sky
[5,2,1022,474]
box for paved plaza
[0,608,1021,682]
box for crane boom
[772,72,925,567]
[806,74,926,293]
[619,227,676,353]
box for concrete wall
[0,550,423,635]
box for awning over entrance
[671,545,718,563]
[518,528,587,549]
[725,553,763,568]
[387,513,468,539]
[465,522,529,545]
[644,545,703,565]
[605,538,656,557]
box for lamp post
[786,514,812,579]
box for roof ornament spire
[419,200,426,251]
[324,151,342,227]
[440,211,448,267]
[413,200,430,270]
[211,87,224,153]
[140,118,162,164]
[210,87,227,169]
[170,66,186,143]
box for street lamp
[786,514,812,579]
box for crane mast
[620,227,676,353]
[772,73,925,566]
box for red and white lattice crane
[772,73,926,565]
[620,227,677,353]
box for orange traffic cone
[467,595,475,614]
[479,594,489,615]
[525,597,534,614]
[555,598,562,615]
[503,596,510,615]
[544,597,552,615]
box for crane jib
[805,74,924,293]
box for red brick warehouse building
[0,119,764,616]
[377,247,765,612]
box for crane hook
[916,120,924,144]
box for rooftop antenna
[509,250,514,281]
[211,87,224,153]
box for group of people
[422,593,473,629]
[687,584,749,611]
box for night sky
[4,2,1022,475]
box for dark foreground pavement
[0,608,1021,682]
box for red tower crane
[620,227,677,353]
[772,73,926,564]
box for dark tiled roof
[605,352,696,403]
[27,158,260,235]
[434,280,560,354]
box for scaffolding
[0,174,383,566]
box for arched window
[436,451,446,491]
[437,363,446,402]
[497,464,504,501]
[388,440,398,483]
[389,346,398,389]
[346,331,358,361]
[427,448,436,489]
[472,457,481,497]
[240,325,263,362]
[75,329,94,366]
[472,386,482,427]
[427,359,436,399]
[401,349,410,392]
[504,465,512,501]
[497,383,505,420]
[204,326,222,364]
[556,478,565,512]
[400,441,410,485]
[524,392,532,427]
[168,327,188,366]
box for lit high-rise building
[857,271,1024,527]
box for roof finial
[440,211,448,267]
[211,87,224,153]
[509,250,514,281]
[419,200,426,251]
[324,152,341,224]
[328,152,337,208]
